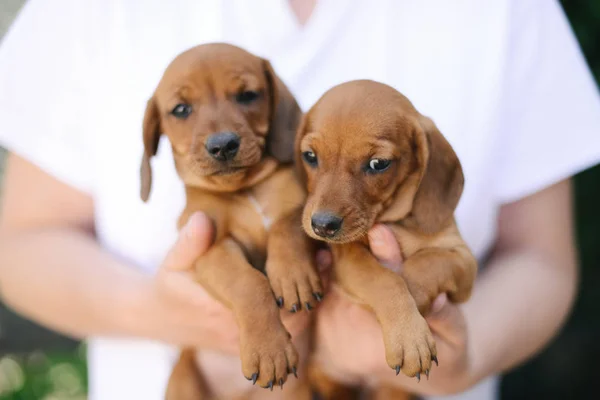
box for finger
[316,249,333,291]
[425,293,466,347]
[158,267,216,305]
[428,293,448,316]
[316,249,332,272]
[162,212,214,271]
[368,224,402,271]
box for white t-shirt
[1,1,599,399]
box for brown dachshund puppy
[140,43,320,399]
[292,80,478,398]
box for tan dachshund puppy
[292,80,478,399]
[140,43,320,399]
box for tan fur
[293,80,477,399]
[140,43,317,399]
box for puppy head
[140,43,301,200]
[296,80,464,243]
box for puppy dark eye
[236,90,260,104]
[302,151,318,167]
[366,158,391,173]
[171,103,192,119]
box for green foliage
[0,346,87,400]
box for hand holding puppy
[138,212,313,355]
[313,224,473,396]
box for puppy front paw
[240,324,299,390]
[381,310,437,380]
[266,258,323,313]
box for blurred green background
[0,1,599,399]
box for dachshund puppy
[292,80,478,398]
[140,43,320,399]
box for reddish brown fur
[140,43,318,400]
[293,80,478,399]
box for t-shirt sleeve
[494,0,600,204]
[0,0,97,195]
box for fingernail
[184,212,205,236]
[368,225,386,247]
[430,293,448,315]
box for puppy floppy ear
[140,96,161,202]
[293,113,310,186]
[379,115,463,234]
[409,115,464,233]
[263,60,302,163]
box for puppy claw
[415,372,421,382]
[290,304,299,313]
[279,378,284,389]
[293,366,298,378]
[313,292,323,302]
[305,302,312,311]
[425,369,430,380]
[276,297,284,308]
[251,373,258,385]
[395,365,400,376]
[267,381,273,391]
[432,355,438,366]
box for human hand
[313,224,473,395]
[137,212,315,355]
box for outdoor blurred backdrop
[0,1,599,399]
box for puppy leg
[367,386,413,400]
[308,362,360,400]
[333,243,436,379]
[266,207,324,313]
[401,246,477,315]
[165,349,206,400]
[196,238,299,390]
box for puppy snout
[205,132,240,161]
[311,212,343,238]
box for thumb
[425,293,466,346]
[368,224,403,272]
[162,212,215,271]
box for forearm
[0,227,151,340]
[464,248,577,383]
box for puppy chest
[229,195,270,249]
[229,168,305,254]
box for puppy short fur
[140,43,319,399]
[292,80,478,398]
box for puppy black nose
[311,212,343,238]
[205,132,240,161]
